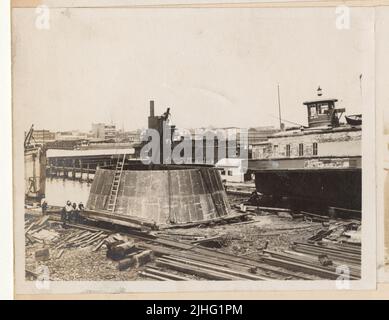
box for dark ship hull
[252,167,361,212]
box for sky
[12,6,375,133]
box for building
[215,158,246,183]
[248,126,279,145]
[55,130,88,141]
[116,129,142,144]
[91,123,117,140]
[31,129,56,144]
[248,126,280,159]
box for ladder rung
[107,154,126,212]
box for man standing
[62,200,73,225]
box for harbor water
[45,177,91,207]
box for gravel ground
[25,212,324,281]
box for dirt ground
[25,212,323,281]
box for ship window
[286,144,291,157]
[310,105,318,119]
[299,143,304,156]
[318,103,330,114]
[313,142,318,156]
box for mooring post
[79,159,83,180]
[72,159,76,180]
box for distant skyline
[13,7,374,133]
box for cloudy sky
[12,6,375,133]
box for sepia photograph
[375,5,389,281]
[12,1,377,295]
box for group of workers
[61,200,85,225]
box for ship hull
[253,169,361,212]
[249,156,362,213]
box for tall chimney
[150,100,155,117]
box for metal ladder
[107,154,126,212]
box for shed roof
[303,98,338,105]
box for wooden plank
[260,255,348,279]
[264,250,360,278]
[56,249,64,259]
[145,267,190,281]
[54,230,82,249]
[25,233,36,244]
[155,258,240,280]
[292,243,361,260]
[161,212,251,229]
[68,231,93,244]
[83,209,157,229]
[139,271,168,281]
[25,222,36,234]
[80,233,107,248]
[76,231,104,246]
[137,242,309,280]
[190,247,312,280]
[92,238,107,252]
[37,215,50,226]
[293,242,361,255]
[291,246,360,264]
[301,211,329,221]
[257,206,291,212]
[163,256,268,280]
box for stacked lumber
[136,241,311,281]
[262,241,361,280]
[140,267,190,281]
[104,235,155,271]
[53,230,108,250]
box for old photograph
[12,1,376,294]
[375,5,389,281]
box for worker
[71,202,78,223]
[40,198,48,215]
[78,202,85,211]
[222,179,228,191]
[75,202,84,223]
[248,190,261,205]
[62,200,73,225]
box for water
[45,178,91,207]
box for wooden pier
[46,147,136,181]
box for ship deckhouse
[303,98,345,128]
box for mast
[277,84,282,130]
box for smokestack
[150,100,155,117]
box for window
[299,143,304,156]
[313,142,318,156]
[318,103,330,115]
[286,144,291,157]
[310,105,318,119]
[273,145,278,155]
[228,170,233,176]
[221,170,226,176]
